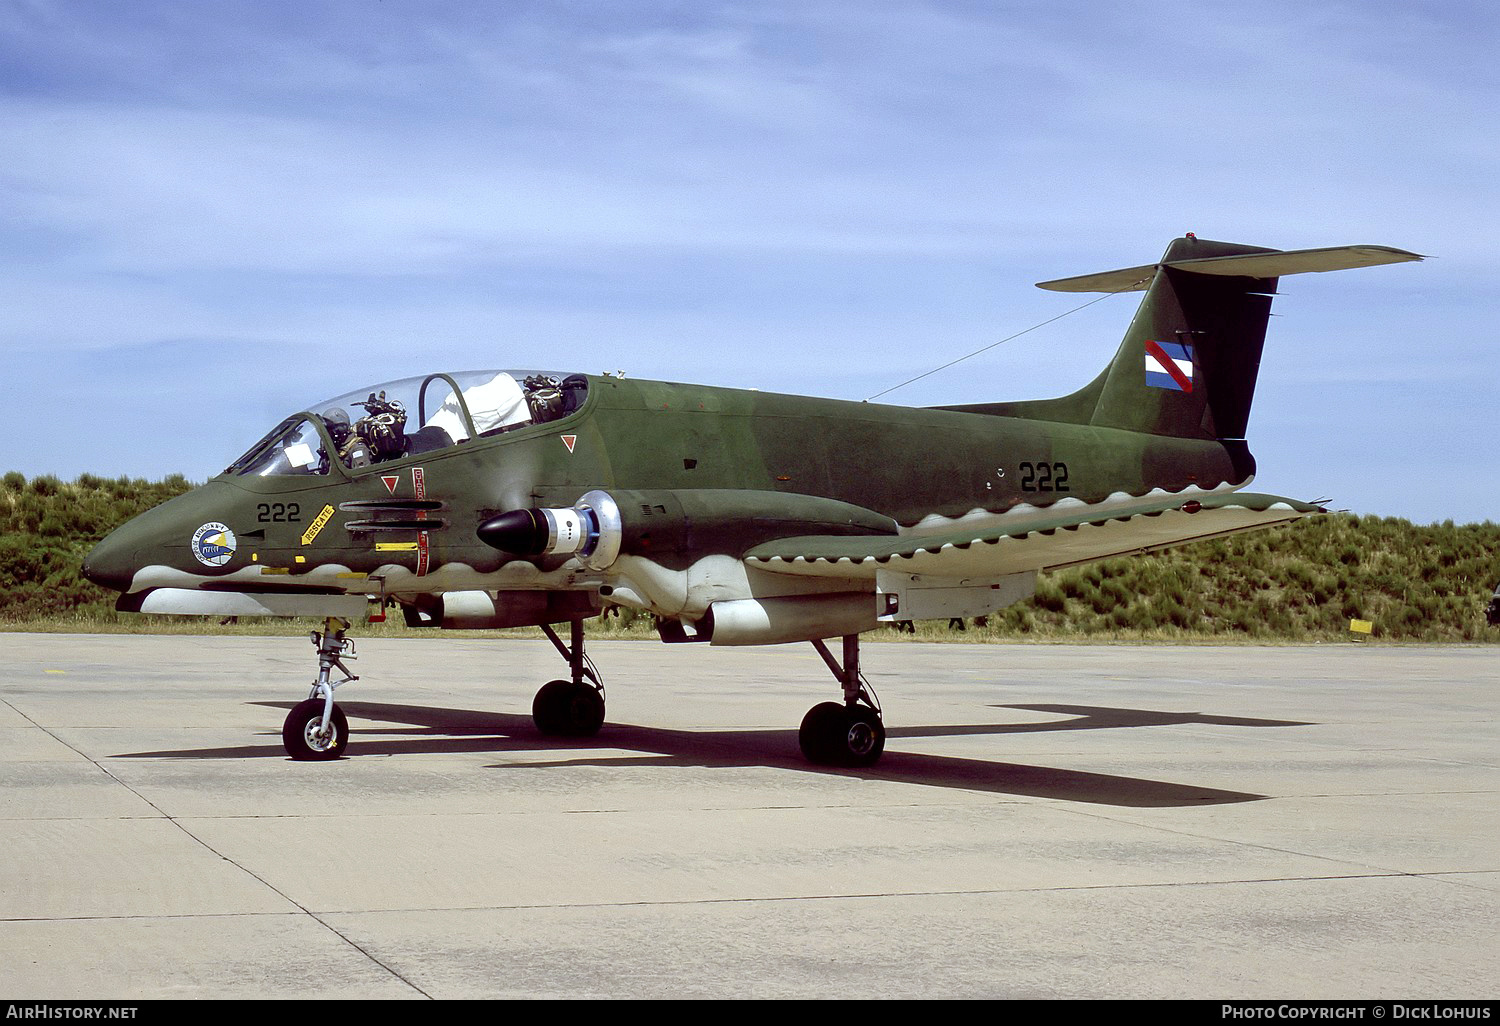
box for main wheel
[799,702,886,767]
[533,680,605,737]
[282,698,349,761]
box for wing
[744,492,1322,580]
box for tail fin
[1079,236,1279,440]
[990,236,1421,440]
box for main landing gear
[532,619,606,737]
[799,634,885,768]
[282,617,357,761]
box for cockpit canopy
[227,371,587,477]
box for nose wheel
[283,698,349,760]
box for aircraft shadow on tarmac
[116,701,1314,808]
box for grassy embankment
[3,472,1497,643]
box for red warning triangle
[561,435,577,453]
[381,475,399,494]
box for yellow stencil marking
[301,504,336,545]
[375,542,419,551]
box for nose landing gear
[282,617,358,761]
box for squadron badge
[191,522,237,567]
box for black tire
[799,702,846,764]
[282,698,349,761]
[533,680,605,737]
[799,702,885,767]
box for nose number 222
[256,502,302,523]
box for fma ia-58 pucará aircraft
[83,235,1420,765]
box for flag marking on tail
[1144,339,1194,392]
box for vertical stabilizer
[939,237,1420,441]
[1014,236,1420,440]
[1088,236,1278,440]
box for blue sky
[3,1,1494,522]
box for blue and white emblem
[191,522,237,567]
[1144,339,1195,392]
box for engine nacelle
[476,490,624,571]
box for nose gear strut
[282,617,358,760]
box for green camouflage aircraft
[83,235,1420,766]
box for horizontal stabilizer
[1037,244,1424,294]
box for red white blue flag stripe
[1144,339,1194,392]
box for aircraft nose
[82,529,139,593]
[81,478,249,595]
